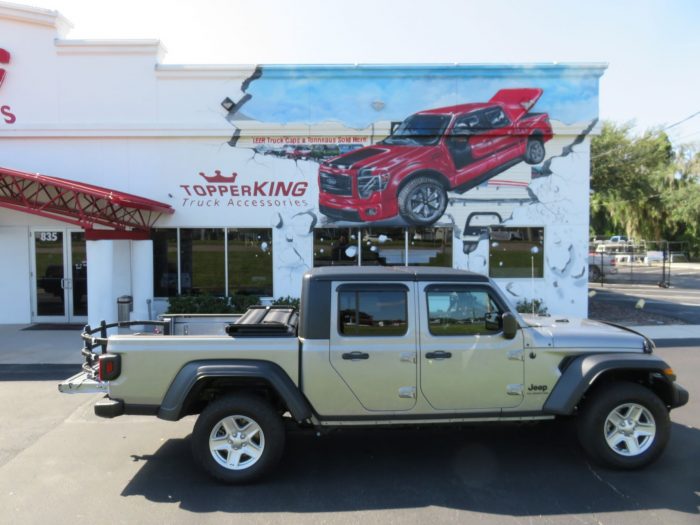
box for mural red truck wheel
[524,138,546,164]
[397,176,448,226]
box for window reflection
[489,227,544,278]
[180,229,226,295]
[314,228,358,266]
[152,228,178,297]
[361,228,406,266]
[409,227,452,266]
[228,229,273,297]
[427,289,503,336]
[339,290,408,336]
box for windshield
[383,114,450,146]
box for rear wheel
[524,138,545,164]
[397,176,448,226]
[589,264,601,282]
[577,382,670,469]
[192,394,285,483]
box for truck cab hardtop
[60,266,688,483]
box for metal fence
[589,240,691,286]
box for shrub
[515,298,549,316]
[166,294,260,314]
[272,296,301,310]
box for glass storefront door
[31,229,88,323]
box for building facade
[0,2,606,327]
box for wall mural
[212,65,599,310]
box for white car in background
[588,252,618,281]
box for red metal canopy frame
[0,166,174,240]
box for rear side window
[338,290,408,336]
[426,289,503,336]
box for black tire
[397,176,448,226]
[524,137,545,164]
[588,264,601,282]
[191,394,285,484]
[577,382,670,469]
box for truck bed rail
[80,320,171,374]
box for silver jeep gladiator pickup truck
[59,266,688,483]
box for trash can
[117,295,133,323]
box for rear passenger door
[329,283,418,411]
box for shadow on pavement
[590,287,700,326]
[121,422,700,516]
[0,364,81,381]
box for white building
[0,2,606,327]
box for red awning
[0,166,174,238]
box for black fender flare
[543,353,672,415]
[158,359,313,423]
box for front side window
[339,290,408,336]
[383,114,450,146]
[427,289,503,336]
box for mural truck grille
[320,172,353,196]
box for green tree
[591,123,700,255]
[591,122,674,240]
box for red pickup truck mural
[318,88,553,226]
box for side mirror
[502,312,518,340]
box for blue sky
[241,65,602,127]
[18,0,700,143]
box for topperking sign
[0,47,16,124]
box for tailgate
[58,369,108,394]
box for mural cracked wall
[179,64,603,315]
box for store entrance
[31,229,88,324]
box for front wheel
[192,394,285,483]
[577,382,670,469]
[397,176,448,226]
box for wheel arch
[396,169,450,195]
[158,359,313,423]
[543,353,676,415]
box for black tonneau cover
[225,305,298,337]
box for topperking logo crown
[198,170,238,183]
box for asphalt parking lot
[0,345,697,525]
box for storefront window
[408,227,452,266]
[489,227,544,278]
[313,228,359,266]
[228,229,273,297]
[180,229,226,295]
[152,229,179,297]
[361,228,407,266]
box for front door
[31,229,88,324]
[419,283,525,411]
